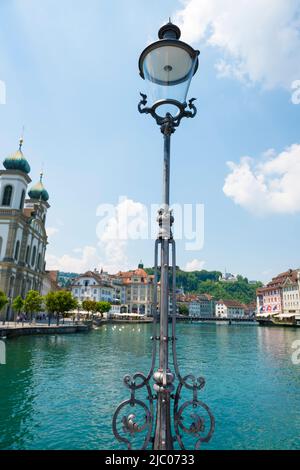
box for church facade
[0,139,50,320]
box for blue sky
[0,0,300,282]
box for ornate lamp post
[113,21,215,451]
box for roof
[115,267,152,284]
[3,139,31,175]
[28,173,49,202]
[217,299,245,308]
[257,269,299,294]
[71,271,114,288]
[176,293,215,303]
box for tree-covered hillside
[145,268,262,304]
[58,272,79,287]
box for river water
[0,323,299,450]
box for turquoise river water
[0,323,300,450]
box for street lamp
[113,21,214,451]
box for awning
[278,313,296,319]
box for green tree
[24,290,43,324]
[12,296,24,325]
[44,291,59,326]
[96,301,111,317]
[0,291,8,324]
[55,291,77,325]
[82,300,95,319]
[178,304,189,316]
[71,298,79,323]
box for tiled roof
[176,293,214,303]
[217,299,245,308]
[115,268,152,284]
[257,269,299,294]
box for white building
[70,271,117,303]
[0,139,50,320]
[281,269,300,319]
[115,263,154,316]
[215,300,245,319]
[219,271,238,283]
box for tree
[178,304,189,316]
[96,301,111,317]
[12,296,24,325]
[82,300,95,319]
[44,291,59,326]
[71,298,79,323]
[24,290,43,324]
[0,291,8,324]
[55,291,77,325]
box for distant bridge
[176,316,257,323]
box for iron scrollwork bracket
[173,374,215,450]
[112,372,155,450]
[138,94,197,134]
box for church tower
[0,138,31,264]
[0,138,50,320]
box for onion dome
[28,172,49,202]
[3,138,31,174]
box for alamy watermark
[291,80,300,105]
[0,340,6,365]
[0,80,6,105]
[96,197,205,251]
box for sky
[0,0,300,282]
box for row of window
[14,241,43,270]
[285,302,299,307]
[283,293,299,300]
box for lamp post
[113,21,214,451]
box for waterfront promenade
[0,316,258,340]
[0,321,91,339]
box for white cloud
[175,0,300,88]
[46,227,59,238]
[223,144,300,215]
[45,245,101,273]
[185,259,206,272]
[96,197,148,273]
[45,198,149,275]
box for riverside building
[115,262,154,316]
[215,299,245,319]
[187,294,215,318]
[70,270,118,303]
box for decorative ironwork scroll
[112,372,154,450]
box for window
[0,237,2,258]
[31,246,36,267]
[14,241,20,261]
[25,246,30,264]
[19,190,25,210]
[37,253,41,270]
[2,185,13,206]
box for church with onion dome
[0,138,50,320]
